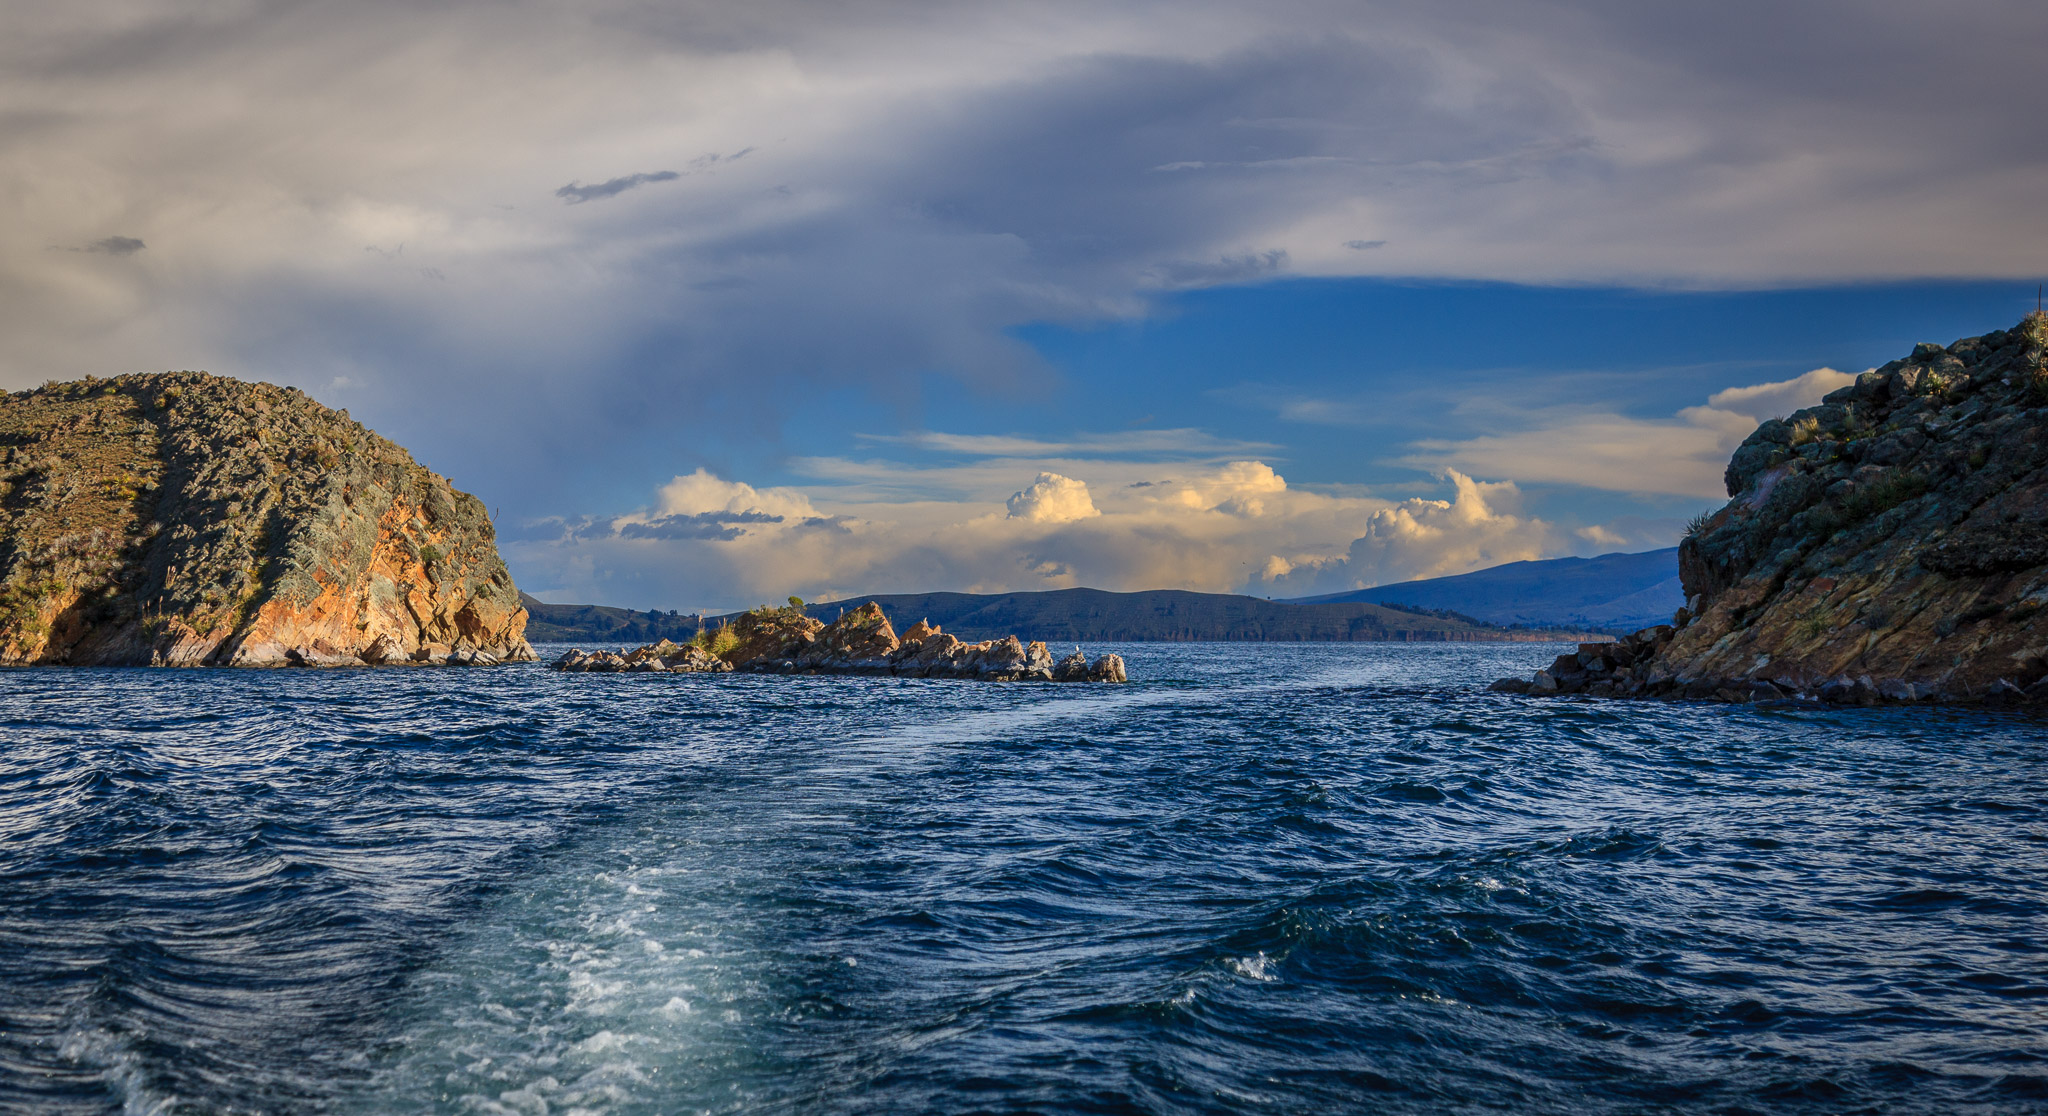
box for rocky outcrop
[1493,314,2048,705]
[551,638,731,675]
[0,372,534,666]
[553,600,1128,682]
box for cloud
[1170,460,1287,516]
[862,428,1276,458]
[1146,249,1289,289]
[1252,470,1554,596]
[1704,367,1857,424]
[1400,367,1858,499]
[508,456,1589,610]
[1347,471,1545,579]
[555,171,680,204]
[80,236,146,256]
[653,468,820,520]
[1006,472,1099,522]
[2,0,2040,595]
[618,510,782,540]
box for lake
[3,643,2044,1114]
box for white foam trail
[348,648,1417,1114]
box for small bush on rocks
[2022,310,2048,397]
[693,624,738,659]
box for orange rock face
[0,372,533,666]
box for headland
[1495,313,2048,705]
[0,373,533,666]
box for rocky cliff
[1494,313,2048,704]
[553,601,1128,682]
[0,372,534,666]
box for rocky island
[554,600,1128,682]
[0,372,534,666]
[1495,313,2048,705]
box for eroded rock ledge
[1493,314,2048,706]
[0,372,534,666]
[553,601,1128,682]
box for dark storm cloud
[81,236,145,255]
[618,510,783,540]
[1149,251,1290,289]
[7,0,2048,554]
[861,34,1561,276]
[555,170,680,204]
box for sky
[5,0,2046,611]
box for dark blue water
[3,643,2046,1115]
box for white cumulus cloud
[655,469,820,520]
[1402,367,1860,499]
[1005,473,1100,522]
[508,456,1598,610]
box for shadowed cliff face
[1499,314,2048,705]
[0,372,533,666]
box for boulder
[1052,650,1089,682]
[796,602,900,671]
[630,639,686,663]
[661,646,732,673]
[722,605,823,666]
[1087,653,1128,683]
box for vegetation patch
[1841,470,1929,522]
[2023,310,2048,398]
[693,624,739,659]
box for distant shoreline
[521,588,1612,647]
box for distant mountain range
[521,588,1594,645]
[1286,548,1681,632]
[521,548,1678,645]
[519,596,707,645]
[783,589,1552,643]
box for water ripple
[1,643,2045,1113]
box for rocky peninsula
[1494,313,2048,705]
[0,372,534,666]
[554,600,1128,682]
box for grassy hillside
[521,594,706,644]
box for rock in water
[553,601,1129,682]
[1493,313,2048,705]
[0,372,535,666]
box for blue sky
[4,2,2044,610]
[939,277,2035,499]
[497,277,2035,608]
